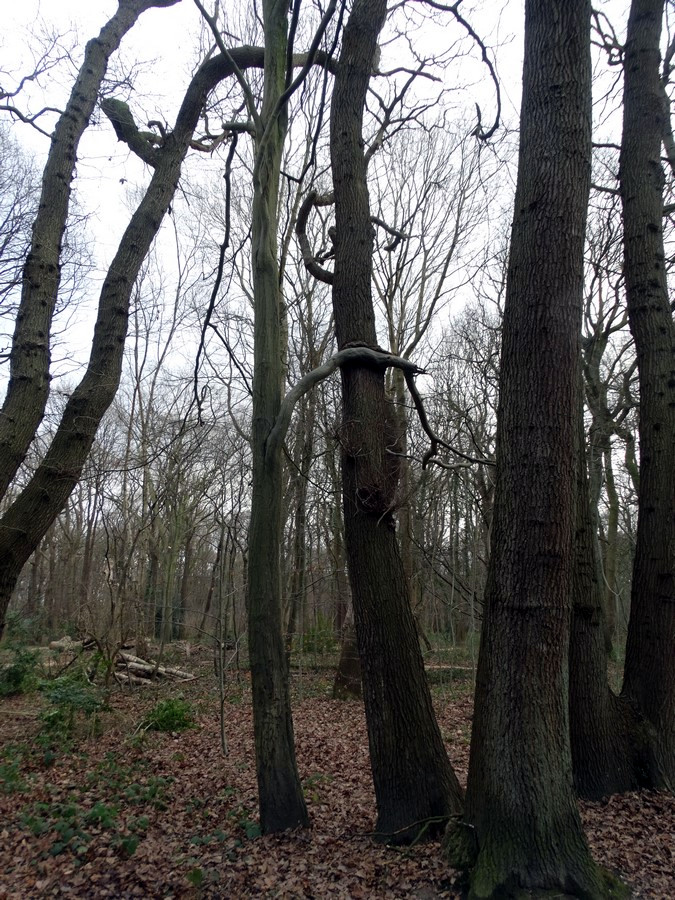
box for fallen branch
[118,651,194,681]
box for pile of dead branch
[113,651,195,686]
[48,637,195,686]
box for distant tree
[0,125,38,331]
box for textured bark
[332,616,361,700]
[246,0,309,834]
[619,0,675,789]
[0,0,179,503]
[445,1,610,895]
[0,45,289,639]
[330,0,463,842]
[570,404,658,799]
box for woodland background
[0,0,673,896]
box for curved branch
[267,345,492,471]
[267,347,424,458]
[410,0,501,140]
[401,369,495,468]
[371,215,408,251]
[295,189,335,284]
[296,191,408,279]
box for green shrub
[0,647,39,697]
[124,776,172,809]
[0,746,28,794]
[20,799,121,858]
[38,672,105,750]
[142,697,195,733]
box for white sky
[1,0,631,379]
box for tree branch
[194,133,239,421]
[401,368,495,468]
[101,97,161,166]
[267,347,423,458]
[410,0,501,140]
[371,215,408,251]
[193,0,263,135]
[295,189,335,284]
[266,345,493,471]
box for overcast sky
[1,0,632,376]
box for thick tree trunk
[445,1,612,894]
[330,0,463,842]
[246,0,309,834]
[619,0,675,790]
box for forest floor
[0,645,673,899]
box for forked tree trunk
[619,0,675,789]
[445,1,614,894]
[330,0,463,842]
[0,0,180,504]
[0,42,278,640]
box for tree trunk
[445,1,611,894]
[0,45,279,640]
[332,606,361,700]
[619,0,675,789]
[245,0,309,834]
[330,0,463,842]
[284,395,314,659]
[570,402,657,799]
[0,0,179,502]
[200,523,224,637]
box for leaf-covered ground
[0,650,673,898]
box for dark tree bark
[619,0,675,790]
[0,0,181,504]
[0,41,307,639]
[570,401,655,799]
[245,0,309,834]
[330,0,463,842]
[445,1,614,894]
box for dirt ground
[0,648,673,898]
